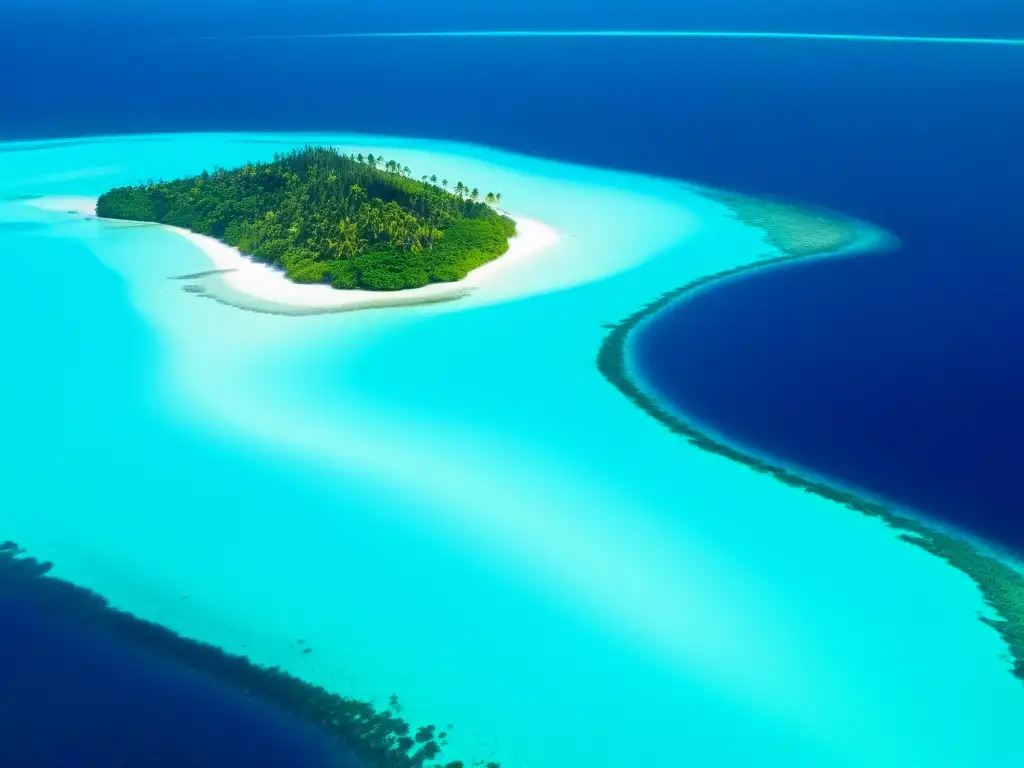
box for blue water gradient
[2,3,1024,762]
[3,0,1022,39]
[7,132,1024,767]
[0,598,351,768]
[4,28,1017,549]
[0,223,351,766]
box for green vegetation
[0,540,500,768]
[97,147,515,291]
[598,193,1024,687]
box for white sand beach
[28,194,561,312]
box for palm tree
[336,219,364,258]
[495,193,502,205]
[470,188,479,202]
[359,203,384,240]
[454,182,465,197]
[402,166,411,176]
[356,153,365,163]
[430,175,438,185]
[441,179,448,189]
[347,183,368,210]
[485,192,496,205]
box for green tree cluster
[97,147,515,291]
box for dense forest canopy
[96,147,516,291]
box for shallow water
[2,133,1023,767]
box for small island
[97,147,516,292]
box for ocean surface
[3,23,1023,550]
[2,3,1024,766]
[0,597,350,767]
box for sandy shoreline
[29,195,561,312]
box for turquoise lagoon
[1,133,1022,767]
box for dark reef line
[0,541,495,768]
[596,195,1024,684]
[169,268,238,280]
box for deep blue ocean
[0,595,350,767]
[2,0,1024,764]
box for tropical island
[96,147,516,292]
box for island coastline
[598,192,1024,685]
[28,195,561,314]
